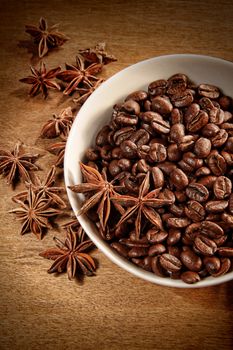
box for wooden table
[0,1,233,349]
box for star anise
[25,17,69,58]
[111,172,174,238]
[73,79,103,105]
[56,54,103,95]
[40,107,74,138]
[69,162,123,230]
[78,42,117,65]
[12,166,66,209]
[39,230,96,280]
[19,62,61,98]
[0,142,39,185]
[10,185,61,239]
[47,132,68,167]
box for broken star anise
[39,230,96,280]
[25,17,69,58]
[69,162,123,230]
[0,141,39,185]
[111,172,174,239]
[40,106,74,138]
[56,54,103,95]
[78,42,117,65]
[10,185,61,239]
[47,131,68,168]
[73,79,103,105]
[12,166,66,209]
[19,62,61,98]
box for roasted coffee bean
[210,108,225,125]
[167,217,191,228]
[120,140,138,158]
[229,194,233,214]
[114,112,138,126]
[170,123,185,143]
[201,123,220,138]
[200,221,224,239]
[207,151,227,176]
[217,247,233,257]
[197,175,217,189]
[113,126,135,145]
[128,247,148,258]
[174,190,187,203]
[111,242,129,258]
[213,176,232,199]
[125,90,148,102]
[211,129,228,148]
[167,144,182,162]
[170,89,193,107]
[223,111,233,122]
[119,237,149,248]
[100,145,112,160]
[213,235,228,247]
[167,246,181,259]
[170,168,189,190]
[149,143,167,162]
[178,135,195,152]
[111,147,122,159]
[151,95,173,115]
[171,108,183,124]
[181,271,201,284]
[151,115,170,134]
[184,103,200,124]
[195,167,211,177]
[169,203,184,217]
[146,229,168,243]
[211,258,231,277]
[218,96,232,110]
[205,200,229,213]
[131,257,152,272]
[194,137,211,158]
[198,84,220,99]
[148,79,168,97]
[186,183,209,202]
[221,213,233,225]
[85,148,100,161]
[167,73,187,95]
[167,229,181,246]
[158,161,177,175]
[194,236,217,256]
[130,129,150,146]
[122,99,140,115]
[225,136,233,151]
[151,167,164,188]
[151,256,168,277]
[185,200,205,222]
[180,249,202,272]
[186,110,209,132]
[96,125,111,146]
[109,160,122,176]
[221,151,233,166]
[148,244,166,256]
[159,253,182,272]
[203,256,221,274]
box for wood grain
[0,1,233,349]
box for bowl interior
[64,54,233,288]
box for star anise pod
[47,132,68,167]
[25,17,69,58]
[40,107,74,138]
[39,230,96,280]
[19,62,61,98]
[0,142,39,185]
[12,166,66,209]
[56,54,103,95]
[10,185,61,239]
[78,42,117,65]
[111,172,174,239]
[69,162,123,230]
[73,79,103,105]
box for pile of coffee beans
[84,73,233,284]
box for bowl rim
[64,53,233,288]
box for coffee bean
[221,213,233,225]
[208,151,227,176]
[185,200,205,222]
[200,221,224,239]
[186,110,209,132]
[149,143,167,162]
[151,96,173,115]
[167,229,181,246]
[186,183,209,202]
[125,90,148,102]
[170,168,189,190]
[111,242,129,258]
[194,137,211,158]
[170,123,185,143]
[122,99,141,115]
[178,135,195,152]
[159,253,182,272]
[115,112,138,126]
[217,247,233,257]
[194,236,217,256]
[225,136,233,152]
[198,84,220,99]
[181,271,201,284]
[146,229,168,244]
[221,151,233,166]
[151,115,170,134]
[148,79,168,97]
[170,89,194,107]
[205,200,229,213]
[171,108,183,124]
[151,256,168,277]
[120,140,138,158]
[185,103,200,124]
[167,73,187,95]
[195,167,211,177]
[151,167,164,188]
[167,217,191,228]
[148,244,166,256]
[167,144,182,162]
[218,96,232,110]
[213,176,232,199]
[96,125,111,146]
[158,161,177,175]
[202,123,220,138]
[197,175,217,189]
[128,247,148,258]
[203,256,221,274]
[211,129,228,148]
[131,257,152,272]
[211,258,231,277]
[180,249,202,272]
[169,203,184,217]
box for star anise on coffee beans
[39,230,96,280]
[19,62,61,98]
[12,166,66,209]
[111,172,174,238]
[69,162,123,230]
[25,17,69,58]
[0,142,39,185]
[10,185,61,239]
[40,107,74,138]
[56,54,103,95]
[47,131,68,167]
[78,42,117,65]
[73,79,103,105]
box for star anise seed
[40,107,74,138]
[78,42,117,65]
[73,79,103,105]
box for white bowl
[64,54,233,288]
